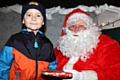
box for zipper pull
[34,38,38,48]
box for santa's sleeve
[81,35,120,80]
[54,47,69,70]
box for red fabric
[42,69,72,78]
[63,8,90,27]
[54,34,120,80]
[60,30,65,36]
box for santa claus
[54,8,120,80]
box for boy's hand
[48,60,57,70]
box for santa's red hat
[63,8,90,27]
[61,8,90,36]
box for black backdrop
[0,0,120,8]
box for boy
[0,1,57,80]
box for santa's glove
[63,68,83,80]
[63,68,98,80]
[48,60,57,70]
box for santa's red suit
[54,34,120,80]
[54,8,120,80]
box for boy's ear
[22,20,25,24]
[42,22,44,25]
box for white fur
[66,13,93,29]
[81,70,98,80]
[57,25,101,62]
[64,57,79,70]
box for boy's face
[22,9,44,32]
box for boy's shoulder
[11,31,23,37]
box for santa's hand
[63,68,83,80]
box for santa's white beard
[57,28,101,62]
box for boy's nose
[32,16,36,21]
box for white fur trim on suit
[81,70,98,80]
[63,67,83,80]
[64,57,79,70]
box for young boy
[0,1,57,80]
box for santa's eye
[78,25,84,28]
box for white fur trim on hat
[66,13,93,28]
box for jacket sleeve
[0,46,13,80]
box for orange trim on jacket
[9,48,49,80]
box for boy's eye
[36,14,41,17]
[26,14,31,17]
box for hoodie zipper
[34,38,38,80]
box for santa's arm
[63,67,98,80]
[64,57,98,80]
[95,36,120,80]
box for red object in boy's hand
[42,69,73,78]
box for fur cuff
[81,70,98,80]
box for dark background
[0,0,120,8]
